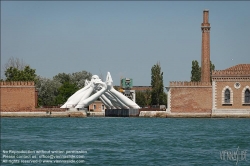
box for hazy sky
[1,1,250,86]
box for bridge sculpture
[60,72,140,109]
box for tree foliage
[210,61,215,82]
[136,91,146,107]
[53,71,92,89]
[35,76,61,106]
[144,89,152,106]
[5,66,36,81]
[53,73,70,84]
[3,57,36,81]
[191,60,215,82]
[70,71,92,89]
[136,88,153,107]
[191,60,201,82]
[36,71,92,106]
[55,82,78,105]
[162,92,168,106]
[151,62,166,106]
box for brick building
[212,64,250,114]
[166,10,250,114]
[0,81,37,112]
[88,100,105,112]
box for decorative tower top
[201,9,211,83]
[201,9,211,32]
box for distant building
[88,100,105,112]
[166,10,250,114]
[132,86,151,92]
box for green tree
[70,71,92,89]
[136,91,146,107]
[5,66,36,81]
[210,61,215,82]
[136,88,153,107]
[53,73,70,84]
[53,71,92,88]
[144,89,152,106]
[191,60,215,82]
[55,82,79,105]
[36,70,92,106]
[35,76,61,106]
[151,62,165,106]
[162,92,168,107]
[191,60,201,82]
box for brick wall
[169,86,212,113]
[0,82,36,112]
[215,81,250,109]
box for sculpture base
[105,109,139,117]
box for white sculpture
[60,72,140,109]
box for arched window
[224,89,230,103]
[245,89,250,103]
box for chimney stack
[201,9,211,83]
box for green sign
[121,78,133,89]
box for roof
[224,64,250,71]
[212,64,250,77]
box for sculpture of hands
[60,72,140,109]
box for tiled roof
[212,64,250,77]
[224,64,250,71]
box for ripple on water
[1,118,250,166]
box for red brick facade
[167,82,212,113]
[0,81,36,112]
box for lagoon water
[1,117,250,165]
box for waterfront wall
[139,111,166,118]
[0,111,87,118]
[169,84,212,113]
[0,81,36,112]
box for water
[1,117,250,165]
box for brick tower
[201,9,211,82]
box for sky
[1,1,250,86]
